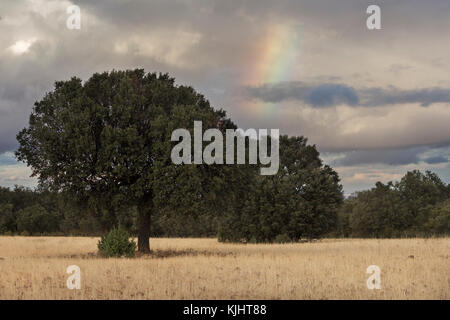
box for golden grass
[0,236,448,299]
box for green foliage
[248,236,258,244]
[151,208,219,237]
[425,199,450,234]
[0,203,15,233]
[336,170,450,238]
[16,204,58,235]
[97,226,137,258]
[274,234,291,244]
[218,136,343,243]
[0,170,448,239]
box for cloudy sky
[0,0,449,194]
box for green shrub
[97,226,136,258]
[248,236,258,244]
[274,234,291,244]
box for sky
[0,0,449,194]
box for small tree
[98,226,137,258]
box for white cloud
[0,163,36,189]
[7,38,37,55]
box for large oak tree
[16,69,237,253]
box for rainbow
[244,23,302,115]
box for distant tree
[16,204,58,235]
[0,186,40,234]
[0,203,16,233]
[336,170,450,238]
[344,182,409,237]
[425,199,450,234]
[396,170,449,230]
[219,136,343,242]
[16,69,240,252]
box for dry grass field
[0,236,448,300]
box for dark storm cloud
[425,155,449,164]
[247,82,450,108]
[0,47,62,154]
[246,83,360,107]
[361,87,450,107]
[327,145,450,167]
[307,84,359,107]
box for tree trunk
[137,203,151,253]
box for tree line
[334,170,450,238]
[1,170,448,239]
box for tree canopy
[218,136,343,242]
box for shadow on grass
[45,249,235,260]
[138,248,236,259]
